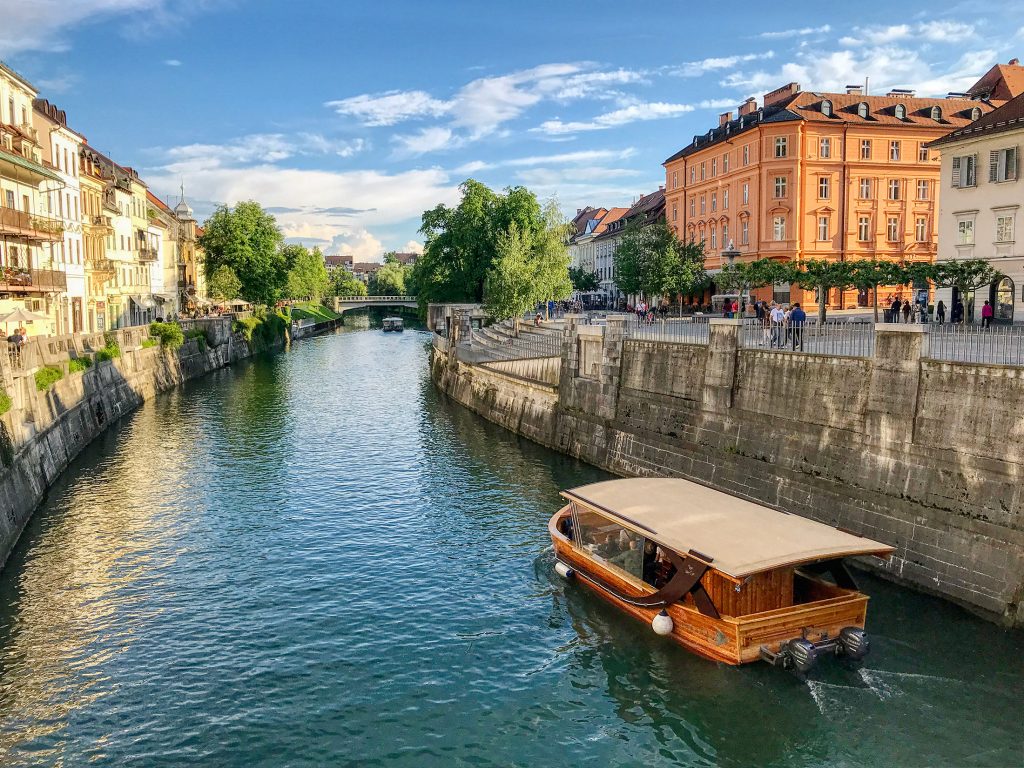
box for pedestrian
[770,302,785,348]
[902,300,911,323]
[790,302,806,350]
[982,300,994,329]
[937,300,946,324]
[761,304,772,346]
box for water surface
[0,328,1020,767]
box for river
[0,327,1020,767]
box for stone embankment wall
[432,318,1024,626]
[0,319,277,570]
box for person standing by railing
[937,300,946,325]
[982,300,994,330]
[769,303,785,348]
[789,303,806,351]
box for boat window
[573,507,645,581]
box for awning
[130,294,156,309]
[153,293,176,302]
[562,478,894,578]
[0,148,63,184]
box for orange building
[663,60,1024,308]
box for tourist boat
[550,478,895,670]
[382,317,404,332]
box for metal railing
[468,327,561,360]
[0,267,68,292]
[0,208,64,241]
[623,315,711,345]
[336,295,417,303]
[926,323,1024,366]
[740,318,875,357]
[137,244,158,262]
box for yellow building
[79,146,115,331]
[173,191,207,311]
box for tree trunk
[818,286,827,323]
[872,285,879,323]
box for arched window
[930,106,942,121]
[894,103,907,120]
[857,102,869,119]
[821,99,832,117]
[971,107,982,121]
[996,277,1014,322]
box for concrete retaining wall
[431,314,1024,626]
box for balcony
[0,267,68,293]
[0,208,64,242]
[90,214,114,233]
[138,243,158,262]
[86,256,116,279]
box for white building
[33,99,86,333]
[931,91,1024,323]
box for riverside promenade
[431,309,1024,626]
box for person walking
[902,300,911,324]
[760,303,772,346]
[790,302,806,350]
[982,300,994,329]
[891,297,901,323]
[937,300,946,324]
[769,302,785,348]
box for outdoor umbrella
[0,307,49,325]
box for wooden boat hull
[550,506,870,666]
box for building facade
[663,61,1024,308]
[930,90,1024,322]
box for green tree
[569,266,600,293]
[206,264,242,302]
[931,259,1003,320]
[331,268,367,297]
[849,260,910,322]
[615,219,707,304]
[791,259,857,322]
[371,260,408,295]
[199,201,286,307]
[283,245,331,301]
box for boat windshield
[573,506,666,586]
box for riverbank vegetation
[289,302,341,323]
[412,180,572,320]
[34,366,64,392]
[149,321,185,350]
[232,309,289,349]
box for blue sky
[3,1,1024,260]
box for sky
[2,1,1024,262]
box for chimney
[845,84,863,95]
[886,88,916,98]
[718,111,731,127]
[1010,58,1020,66]
[763,82,800,107]
[738,97,757,116]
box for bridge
[332,295,418,312]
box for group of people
[5,327,27,364]
[886,296,932,324]
[751,301,808,350]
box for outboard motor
[786,638,818,673]
[838,626,869,661]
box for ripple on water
[0,328,1021,767]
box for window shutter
[952,156,961,187]
[990,150,999,182]
[1009,147,1019,181]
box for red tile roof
[929,91,1024,148]
[967,60,1024,104]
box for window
[690,198,695,217]
[742,183,749,205]
[919,144,929,162]
[821,100,832,117]
[890,141,901,161]
[957,218,974,245]
[690,167,696,183]
[818,176,831,199]
[700,195,706,214]
[774,176,787,198]
[723,189,729,209]
[672,203,678,222]
[860,139,872,159]
[894,104,907,120]
[573,508,646,582]
[712,158,717,177]
[989,147,1019,183]
[773,216,786,241]
[858,216,870,241]
[742,145,750,166]
[817,216,829,241]
[888,179,900,200]
[971,107,982,122]
[723,153,730,173]
[774,137,788,157]
[917,180,929,200]
[887,216,900,242]
[701,162,706,180]
[711,193,717,212]
[997,215,1014,243]
[930,106,942,121]
[710,224,717,249]
[952,154,977,188]
[858,102,869,119]
[859,178,871,199]
[820,137,831,158]
[722,223,729,246]
[741,219,749,245]
[915,217,928,242]
[672,171,678,189]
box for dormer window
[930,106,942,121]
[894,104,907,120]
[857,102,869,119]
[821,99,832,117]
[970,107,982,122]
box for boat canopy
[561,478,894,578]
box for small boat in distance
[382,317,404,332]
[550,478,895,671]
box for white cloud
[401,240,424,254]
[329,229,385,261]
[668,52,775,77]
[841,20,976,47]
[758,25,831,39]
[535,102,696,135]
[164,58,182,67]
[390,127,460,157]
[325,90,451,127]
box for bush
[232,316,261,343]
[34,365,64,391]
[0,390,11,416]
[68,357,93,373]
[149,321,184,350]
[234,310,288,349]
[185,329,208,353]
[96,333,121,362]
[141,338,158,348]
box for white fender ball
[554,561,574,579]
[652,610,674,636]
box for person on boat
[610,538,642,573]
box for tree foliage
[199,201,286,307]
[207,265,242,302]
[791,259,858,321]
[613,219,707,299]
[849,260,911,321]
[569,266,600,292]
[371,260,409,296]
[931,259,1003,294]
[331,268,367,297]
[283,245,331,301]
